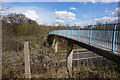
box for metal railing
[49,23,120,53]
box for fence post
[71,27,72,39]
[78,27,80,41]
[112,24,116,52]
[24,42,31,79]
[89,26,92,45]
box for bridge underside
[47,34,120,64]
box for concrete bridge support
[50,36,74,77]
[66,40,73,77]
[52,36,58,53]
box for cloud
[104,8,119,17]
[75,16,118,27]
[23,10,39,21]
[58,0,119,3]
[55,19,64,23]
[105,8,110,13]
[94,16,118,24]
[3,0,120,2]
[69,7,77,10]
[84,2,87,4]
[23,10,55,26]
[55,11,76,22]
[83,15,88,18]
[3,0,58,2]
[91,0,95,3]
[111,8,119,17]
[75,20,95,27]
[100,0,119,3]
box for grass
[73,62,120,78]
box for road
[61,51,108,66]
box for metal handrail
[49,23,120,53]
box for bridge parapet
[49,23,120,53]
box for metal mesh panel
[115,29,120,52]
[49,27,120,53]
[91,29,113,50]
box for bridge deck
[48,28,120,64]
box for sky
[2,1,119,27]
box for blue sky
[3,2,119,27]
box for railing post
[60,28,62,35]
[63,28,64,36]
[71,27,72,39]
[57,29,58,34]
[55,29,56,34]
[58,27,59,35]
[58,28,59,35]
[78,27,80,41]
[89,26,92,45]
[112,24,116,52]
[56,27,57,34]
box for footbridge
[47,23,120,76]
